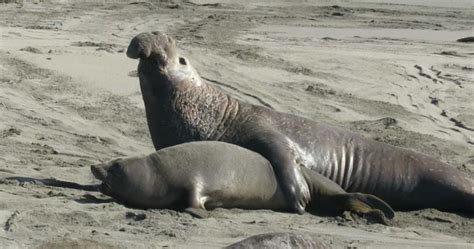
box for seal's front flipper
[347,193,395,219]
[362,209,392,225]
[184,189,211,218]
[243,128,310,214]
[339,193,395,223]
[184,207,211,219]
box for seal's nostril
[179,57,187,65]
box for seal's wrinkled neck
[172,84,240,141]
[129,31,240,149]
[143,81,239,149]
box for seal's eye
[179,57,187,66]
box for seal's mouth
[99,182,113,196]
[91,164,116,197]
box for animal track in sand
[201,76,274,109]
[448,118,474,132]
[411,64,465,88]
[434,51,465,57]
[414,65,441,84]
[393,64,419,82]
[429,66,463,88]
[4,211,20,233]
[0,127,22,138]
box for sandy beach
[0,0,473,248]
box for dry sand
[0,0,473,248]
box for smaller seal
[91,142,394,221]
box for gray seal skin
[91,141,395,221]
[226,232,330,249]
[127,31,474,213]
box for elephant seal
[226,232,330,249]
[127,31,474,213]
[91,142,394,222]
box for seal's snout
[91,164,108,181]
[127,31,175,61]
[126,32,152,59]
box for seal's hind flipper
[343,193,395,220]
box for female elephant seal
[127,31,474,214]
[91,141,394,222]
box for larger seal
[91,141,394,221]
[127,31,474,213]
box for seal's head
[127,31,203,94]
[90,157,170,208]
[91,159,123,198]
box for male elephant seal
[127,31,474,213]
[91,142,394,222]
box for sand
[0,0,473,248]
